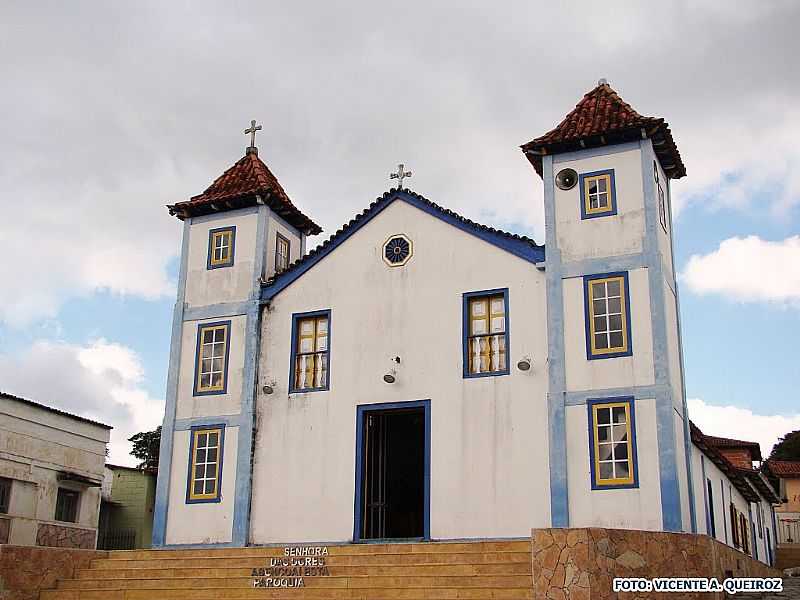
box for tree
[769,430,800,461]
[128,426,161,471]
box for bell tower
[152,125,321,547]
[522,81,694,533]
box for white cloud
[0,339,163,466]
[681,235,800,304]
[688,398,800,459]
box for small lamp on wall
[262,380,276,395]
[383,356,401,384]
[517,356,532,372]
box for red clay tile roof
[703,434,763,461]
[521,82,686,180]
[767,460,800,478]
[168,150,322,235]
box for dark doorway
[356,404,428,540]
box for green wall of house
[106,467,156,549]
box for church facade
[152,83,778,564]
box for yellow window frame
[583,173,613,215]
[210,230,233,266]
[467,295,506,374]
[196,324,228,393]
[587,275,629,357]
[294,316,328,390]
[188,428,222,501]
[591,401,634,487]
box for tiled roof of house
[167,150,322,235]
[521,82,686,180]
[261,187,544,302]
[1,391,112,430]
[703,434,763,462]
[766,459,800,478]
[690,421,762,503]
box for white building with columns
[151,82,778,565]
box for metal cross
[390,163,412,189]
[244,119,262,148]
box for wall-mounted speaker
[555,168,578,190]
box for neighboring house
[691,424,780,566]
[150,79,776,568]
[0,392,111,548]
[98,464,156,549]
[764,459,800,544]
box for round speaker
[555,168,578,190]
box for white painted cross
[244,119,262,148]
[389,163,412,189]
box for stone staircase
[777,545,800,570]
[39,540,533,599]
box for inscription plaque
[253,546,330,588]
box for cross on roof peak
[244,119,262,155]
[389,163,412,190]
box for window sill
[288,387,330,394]
[463,370,510,379]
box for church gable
[261,189,544,301]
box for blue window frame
[579,169,617,219]
[185,424,225,504]
[192,320,232,396]
[207,226,236,269]
[583,271,633,360]
[462,288,510,378]
[289,309,331,393]
[587,397,639,490]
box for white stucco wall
[566,398,662,530]
[165,426,238,544]
[563,268,655,391]
[175,314,247,420]
[250,198,550,543]
[553,147,645,263]
[0,397,109,546]
[184,210,259,308]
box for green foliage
[769,430,800,461]
[128,426,161,471]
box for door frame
[353,400,431,542]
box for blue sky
[1,1,798,463]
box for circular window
[382,235,413,267]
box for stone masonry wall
[0,545,107,600]
[531,527,780,600]
[35,523,96,549]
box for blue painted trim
[262,190,544,302]
[552,141,640,164]
[352,400,431,542]
[770,506,777,563]
[207,226,236,270]
[560,253,646,279]
[288,309,332,393]
[748,505,757,560]
[542,154,569,527]
[640,139,684,532]
[721,480,728,544]
[701,456,711,535]
[583,271,633,360]
[185,423,226,504]
[586,397,639,490]
[462,288,510,379]
[565,384,667,406]
[578,169,617,220]
[232,205,269,546]
[184,301,250,322]
[191,320,232,397]
[152,219,191,547]
[174,414,244,431]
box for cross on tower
[390,163,412,189]
[244,119,262,151]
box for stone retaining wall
[531,527,780,600]
[0,545,107,600]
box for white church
[152,82,779,565]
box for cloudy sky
[1,1,798,464]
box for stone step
[77,561,532,579]
[89,550,531,570]
[41,586,535,600]
[58,574,533,590]
[106,540,531,561]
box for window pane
[608,314,623,332]
[596,407,610,425]
[299,337,314,353]
[612,424,628,442]
[598,444,613,461]
[597,193,608,208]
[588,181,598,195]
[471,318,487,335]
[471,300,486,317]
[597,425,610,442]
[607,297,622,314]
[211,358,223,373]
[207,448,218,463]
[614,442,628,460]
[317,334,328,352]
[593,316,607,333]
[197,433,207,447]
[300,320,314,335]
[606,280,621,296]
[204,480,215,495]
[592,282,606,299]
[599,463,614,480]
[490,316,505,333]
[609,331,624,349]
[195,465,205,479]
[615,461,630,479]
[594,333,609,349]
[598,178,607,193]
[203,330,214,344]
[211,372,222,387]
[208,432,218,446]
[195,449,206,463]
[193,480,204,495]
[612,406,626,424]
